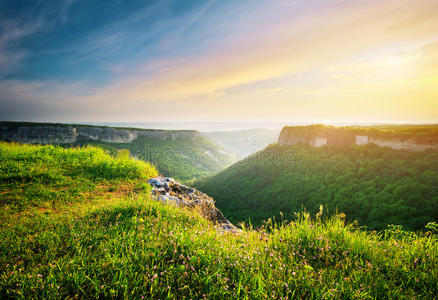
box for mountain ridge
[0,121,200,144]
[278,124,438,151]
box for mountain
[203,128,280,159]
[1,142,436,298]
[0,121,235,182]
[195,125,438,230]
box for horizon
[1,0,438,123]
[2,120,438,132]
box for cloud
[0,0,76,77]
[0,79,93,121]
[256,87,285,93]
[81,0,438,102]
[1,0,438,123]
[0,18,42,76]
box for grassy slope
[194,144,438,230]
[1,143,437,298]
[71,135,235,182]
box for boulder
[147,176,239,233]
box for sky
[0,0,437,124]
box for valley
[195,124,438,230]
[2,1,438,297]
[1,142,437,298]
[1,122,438,298]
[203,128,280,159]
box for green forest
[195,143,438,230]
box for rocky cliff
[278,125,438,151]
[0,122,200,144]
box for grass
[1,143,437,298]
[0,143,156,214]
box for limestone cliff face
[0,122,200,144]
[278,126,354,147]
[278,125,438,151]
[355,136,438,151]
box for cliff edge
[278,124,438,151]
[0,122,200,144]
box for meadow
[1,143,437,298]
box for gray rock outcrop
[147,176,239,233]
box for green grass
[1,143,437,298]
[0,142,157,213]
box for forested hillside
[195,143,438,230]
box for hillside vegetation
[1,143,437,298]
[195,144,438,230]
[71,135,234,182]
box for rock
[148,176,238,233]
[157,194,183,206]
